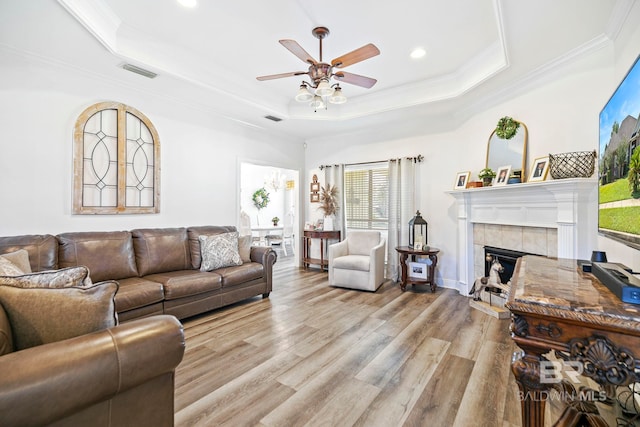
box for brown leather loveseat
[0,225,277,321]
[0,314,185,426]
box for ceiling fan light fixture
[295,83,314,102]
[310,95,325,110]
[329,85,347,104]
[315,79,334,96]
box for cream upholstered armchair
[328,230,386,291]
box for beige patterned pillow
[0,249,31,273]
[0,266,92,288]
[199,232,243,271]
[0,266,117,350]
[0,257,25,277]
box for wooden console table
[506,255,640,427]
[302,230,340,271]
[395,246,440,292]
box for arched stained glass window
[73,102,160,214]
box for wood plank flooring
[174,258,524,427]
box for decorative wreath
[252,187,270,210]
[495,116,520,140]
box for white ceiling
[0,0,631,141]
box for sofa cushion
[239,235,252,263]
[0,305,13,355]
[0,257,25,276]
[333,254,371,272]
[0,267,118,350]
[131,228,191,276]
[144,270,222,300]
[215,263,264,287]
[57,231,138,282]
[0,249,31,273]
[187,226,237,269]
[114,277,165,313]
[199,232,242,271]
[0,234,57,272]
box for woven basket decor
[548,150,596,179]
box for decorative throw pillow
[0,266,92,288]
[199,232,243,271]
[0,266,117,350]
[0,257,25,277]
[0,249,31,273]
[238,234,252,263]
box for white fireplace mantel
[446,178,598,293]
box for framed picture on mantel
[495,165,511,186]
[529,157,549,182]
[454,171,470,190]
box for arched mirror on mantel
[485,119,528,182]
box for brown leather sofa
[0,314,185,426]
[0,226,277,321]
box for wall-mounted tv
[599,54,640,249]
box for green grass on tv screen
[599,206,640,235]
[599,178,635,203]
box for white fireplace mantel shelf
[446,177,598,294]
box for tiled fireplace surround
[447,178,598,295]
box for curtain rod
[319,154,423,170]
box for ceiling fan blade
[333,71,377,89]
[256,71,307,81]
[279,39,318,64]
[331,43,380,68]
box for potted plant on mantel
[272,216,280,226]
[478,168,496,187]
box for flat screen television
[598,54,640,249]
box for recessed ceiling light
[177,0,197,8]
[410,47,426,59]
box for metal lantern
[408,210,427,249]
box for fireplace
[483,246,529,284]
[447,178,598,295]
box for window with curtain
[344,162,389,230]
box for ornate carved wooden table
[506,255,640,427]
[395,246,440,292]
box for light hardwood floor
[174,257,524,426]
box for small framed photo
[494,165,511,186]
[408,262,427,279]
[310,182,320,192]
[310,193,320,203]
[454,171,471,190]
[529,157,549,182]
[413,243,423,251]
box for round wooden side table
[395,246,440,292]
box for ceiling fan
[257,27,380,108]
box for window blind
[344,162,389,230]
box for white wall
[305,22,640,286]
[0,50,304,236]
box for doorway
[239,162,299,266]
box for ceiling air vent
[121,63,157,79]
[264,115,283,122]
